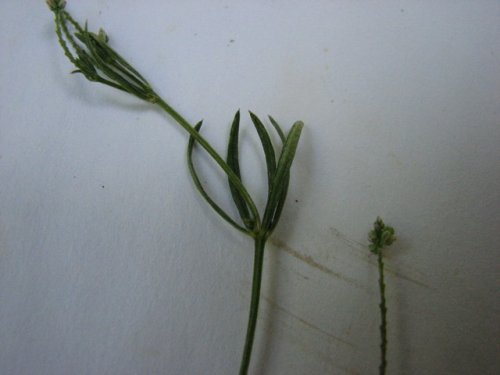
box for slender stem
[153,95,261,230]
[239,236,266,375]
[378,250,387,375]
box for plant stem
[49,6,304,374]
[378,250,387,375]
[239,236,266,375]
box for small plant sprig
[47,2,303,374]
[368,217,396,375]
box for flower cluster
[368,217,396,254]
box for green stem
[239,236,266,375]
[378,250,387,375]
[153,96,261,230]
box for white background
[1,1,499,374]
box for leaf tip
[194,120,203,131]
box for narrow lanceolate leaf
[84,31,151,89]
[83,31,146,98]
[227,111,254,230]
[269,171,290,232]
[266,116,288,231]
[268,115,286,143]
[93,34,150,86]
[262,121,304,232]
[188,122,250,235]
[73,25,149,100]
[249,112,276,191]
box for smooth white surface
[1,1,499,374]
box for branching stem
[48,5,304,373]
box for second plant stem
[378,250,387,375]
[239,236,266,375]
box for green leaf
[187,121,250,235]
[86,31,150,88]
[249,112,276,191]
[266,116,289,231]
[77,24,147,99]
[101,42,149,86]
[268,115,286,143]
[262,121,304,233]
[226,111,254,230]
[268,171,290,232]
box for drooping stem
[239,236,266,375]
[378,250,387,375]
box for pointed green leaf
[226,111,254,229]
[87,32,150,88]
[249,112,276,191]
[268,115,286,143]
[266,115,289,231]
[98,39,150,86]
[268,171,290,232]
[262,121,303,232]
[76,24,145,99]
